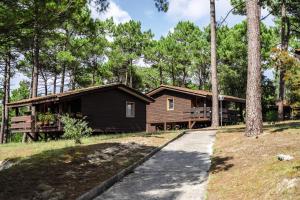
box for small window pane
[126,102,135,118]
[168,98,174,110]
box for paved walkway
[94,130,216,200]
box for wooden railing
[190,107,211,119]
[10,114,63,133]
[190,107,240,122]
[11,115,33,133]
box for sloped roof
[8,83,154,108]
[147,85,245,103]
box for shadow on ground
[210,156,234,174]
[268,122,300,133]
[0,140,212,200]
[0,142,155,200]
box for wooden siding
[147,90,202,123]
[81,88,147,132]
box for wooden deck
[147,106,242,131]
[10,115,62,134]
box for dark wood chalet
[146,85,245,132]
[7,83,154,140]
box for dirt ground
[207,121,300,200]
[0,131,180,200]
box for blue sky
[92,0,275,39]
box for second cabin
[146,85,245,132]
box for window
[126,102,135,118]
[167,98,174,111]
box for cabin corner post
[163,122,167,131]
[58,103,63,131]
[30,105,38,141]
[204,98,207,119]
[239,103,244,123]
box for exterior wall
[81,89,147,132]
[147,90,196,124]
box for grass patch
[207,120,300,200]
[0,131,181,200]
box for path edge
[76,131,187,200]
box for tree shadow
[0,142,155,200]
[268,121,300,133]
[0,141,214,200]
[210,156,234,174]
[293,166,300,171]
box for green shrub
[60,115,92,144]
[265,110,278,124]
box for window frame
[126,101,135,118]
[167,97,174,111]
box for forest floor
[207,120,300,200]
[0,131,181,200]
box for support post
[204,98,207,119]
[58,104,63,131]
[163,122,167,131]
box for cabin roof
[147,85,246,103]
[8,83,154,108]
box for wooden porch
[147,106,243,131]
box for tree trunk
[129,59,133,88]
[245,0,263,136]
[182,68,187,87]
[159,65,163,85]
[53,74,57,94]
[210,0,219,128]
[30,5,40,141]
[41,70,48,95]
[0,54,11,143]
[278,0,288,121]
[60,64,65,93]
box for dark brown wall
[147,90,207,123]
[81,89,147,132]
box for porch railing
[190,107,240,122]
[190,107,211,119]
[10,114,63,133]
[10,115,33,133]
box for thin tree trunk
[4,54,10,143]
[60,64,65,93]
[53,74,57,94]
[0,54,10,143]
[210,0,219,128]
[30,5,40,141]
[245,0,263,136]
[159,65,163,85]
[129,59,133,88]
[182,68,187,87]
[40,70,48,95]
[70,69,76,90]
[198,67,202,90]
[278,0,288,121]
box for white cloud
[90,0,131,24]
[167,0,209,21]
[166,0,274,27]
[166,0,234,22]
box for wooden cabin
[146,85,245,132]
[7,83,154,140]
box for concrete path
[94,130,216,200]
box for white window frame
[167,98,174,111]
[126,101,135,118]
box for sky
[11,0,275,90]
[91,0,275,38]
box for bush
[60,115,92,144]
[265,110,278,124]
